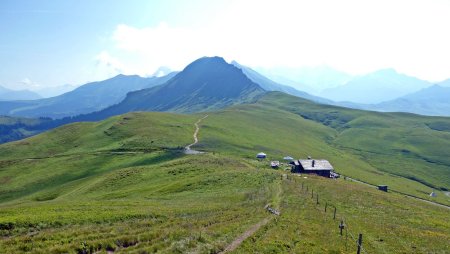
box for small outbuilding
[271,161,280,168]
[378,185,388,192]
[283,156,294,161]
[430,192,437,197]
[292,159,334,177]
[256,152,267,159]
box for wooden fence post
[333,207,337,220]
[339,220,344,236]
[316,194,319,204]
[357,234,363,254]
[311,189,314,198]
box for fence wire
[295,178,372,253]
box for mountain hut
[291,159,334,177]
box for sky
[1,0,450,90]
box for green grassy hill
[195,92,450,202]
[0,92,449,253]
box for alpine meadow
[1,1,450,253]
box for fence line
[292,176,373,253]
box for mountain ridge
[367,84,450,116]
[0,73,176,118]
[320,68,432,104]
[0,86,42,101]
[74,56,265,120]
[231,61,332,104]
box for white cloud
[110,23,218,75]
[98,0,450,81]
[20,78,33,86]
[94,50,126,74]
[19,78,41,90]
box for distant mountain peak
[374,68,398,74]
[186,56,228,68]
[78,56,265,118]
[112,74,140,79]
[0,85,42,101]
[200,56,226,61]
[364,68,402,78]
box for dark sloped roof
[298,159,334,170]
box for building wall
[304,170,330,177]
[291,165,331,177]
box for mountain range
[0,86,42,101]
[73,57,265,120]
[34,84,78,98]
[256,65,352,94]
[1,58,449,119]
[362,85,450,116]
[231,61,332,104]
[0,57,331,143]
[0,73,176,119]
[321,68,432,104]
[1,56,450,145]
[0,57,332,125]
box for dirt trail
[184,115,208,154]
[220,179,283,253]
[219,217,272,254]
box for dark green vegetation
[0,73,175,119]
[0,92,449,253]
[0,116,55,144]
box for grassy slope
[236,175,449,254]
[0,92,449,253]
[0,112,196,160]
[0,154,280,253]
[198,92,450,204]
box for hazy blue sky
[1,0,450,90]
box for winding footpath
[220,181,283,253]
[184,115,208,154]
[218,217,273,254]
